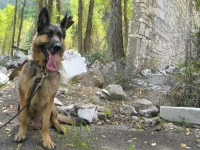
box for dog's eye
[47,32,53,37]
[57,32,63,39]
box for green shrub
[168,59,200,107]
[83,50,109,65]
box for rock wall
[126,0,200,73]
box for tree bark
[123,0,128,50]
[11,0,18,57]
[78,0,83,53]
[47,0,53,20]
[38,0,43,10]
[56,0,61,23]
[17,0,26,47]
[83,0,94,54]
[108,0,124,61]
[2,33,8,54]
[45,0,47,8]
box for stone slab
[160,106,200,125]
[147,74,167,85]
[62,50,87,79]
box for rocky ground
[0,78,200,150]
[1,53,200,149]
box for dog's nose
[53,43,61,52]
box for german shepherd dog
[14,7,89,149]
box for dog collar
[33,61,48,77]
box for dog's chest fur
[19,61,61,112]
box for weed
[160,118,167,127]
[0,84,7,89]
[16,144,21,150]
[58,124,100,150]
[104,108,113,118]
[69,77,79,85]
[173,128,184,133]
[127,145,135,150]
[175,117,190,128]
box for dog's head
[32,7,74,71]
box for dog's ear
[60,14,75,30]
[66,16,74,30]
[60,13,68,30]
[37,7,50,32]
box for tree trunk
[17,0,26,47]
[2,33,8,54]
[108,0,124,61]
[78,0,83,53]
[11,0,18,57]
[38,0,43,10]
[123,0,128,50]
[83,0,94,54]
[47,0,53,20]
[56,0,61,23]
[45,0,47,8]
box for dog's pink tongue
[46,53,58,71]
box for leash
[0,72,48,129]
[1,47,49,129]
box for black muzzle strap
[38,46,49,62]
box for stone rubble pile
[1,51,199,126]
[54,84,161,127]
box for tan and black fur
[15,7,89,149]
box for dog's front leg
[15,94,28,142]
[42,99,55,149]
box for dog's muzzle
[53,43,61,54]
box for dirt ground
[0,79,200,150]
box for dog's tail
[57,114,90,126]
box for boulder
[97,112,107,120]
[131,99,153,111]
[91,60,104,71]
[138,106,159,118]
[0,55,10,67]
[120,105,138,116]
[131,116,139,121]
[7,60,18,69]
[105,84,128,101]
[57,104,75,115]
[71,68,104,87]
[144,117,161,126]
[92,94,101,104]
[0,72,9,86]
[15,51,26,60]
[92,61,118,84]
[0,66,8,75]
[102,62,118,83]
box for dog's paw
[54,124,65,134]
[43,138,56,149]
[14,132,26,142]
